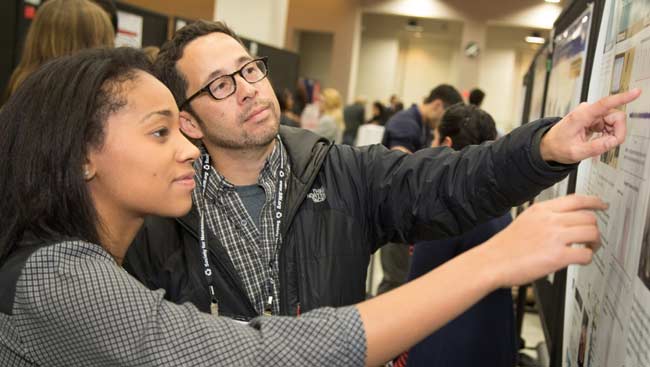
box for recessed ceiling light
[545,0,561,3]
[525,36,545,44]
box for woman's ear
[82,160,96,181]
[179,111,204,140]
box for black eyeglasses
[179,57,269,110]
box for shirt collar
[194,136,286,195]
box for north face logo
[307,187,326,203]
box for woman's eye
[152,128,169,138]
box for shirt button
[240,219,247,226]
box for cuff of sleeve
[530,118,579,173]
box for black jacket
[124,119,574,320]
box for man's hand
[482,195,606,288]
[540,89,642,164]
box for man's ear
[443,136,453,148]
[179,111,204,140]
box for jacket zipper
[278,141,334,315]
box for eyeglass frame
[179,56,269,111]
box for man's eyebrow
[202,56,254,85]
[140,109,173,123]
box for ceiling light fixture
[525,31,545,44]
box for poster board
[563,0,650,365]
[537,5,594,205]
[528,44,552,123]
[115,2,168,48]
[524,1,605,365]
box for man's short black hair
[469,88,485,107]
[424,84,463,108]
[154,20,243,109]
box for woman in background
[367,101,387,125]
[315,88,345,142]
[405,104,516,367]
[275,88,300,128]
[3,0,114,101]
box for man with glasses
[125,20,637,322]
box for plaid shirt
[193,138,287,315]
[0,241,366,366]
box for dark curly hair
[437,104,497,150]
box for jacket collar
[277,125,331,183]
[178,126,332,234]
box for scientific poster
[115,11,143,48]
[536,7,593,204]
[563,0,650,365]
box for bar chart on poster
[537,6,594,205]
[563,0,650,366]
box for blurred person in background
[469,88,485,107]
[90,0,118,32]
[314,88,345,142]
[386,94,401,119]
[382,84,463,154]
[275,88,300,128]
[377,84,464,296]
[3,0,115,102]
[143,46,160,63]
[393,101,404,113]
[343,96,367,145]
[404,104,516,367]
[367,101,387,125]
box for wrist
[539,129,556,162]
[465,241,504,291]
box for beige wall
[120,0,213,22]
[478,26,545,132]
[354,13,463,108]
[355,35,400,108]
[400,37,460,106]
[296,31,334,86]
[214,0,288,48]
[285,0,361,102]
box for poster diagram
[563,0,650,366]
[115,11,143,48]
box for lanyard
[199,138,286,317]
[198,153,219,316]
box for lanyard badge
[198,138,286,317]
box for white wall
[355,36,400,106]
[355,35,461,108]
[214,0,288,48]
[479,49,516,132]
[400,38,459,106]
[475,26,546,132]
